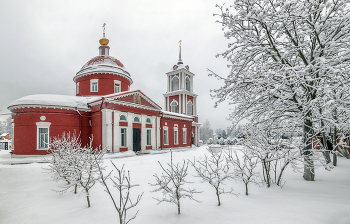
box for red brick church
[8,30,200,156]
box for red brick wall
[11,108,91,155]
[160,117,192,149]
[76,73,131,96]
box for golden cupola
[99,23,110,55]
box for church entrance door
[133,128,141,152]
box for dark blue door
[133,128,141,152]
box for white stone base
[208,144,222,153]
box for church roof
[8,94,99,110]
[74,55,132,83]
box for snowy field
[0,145,349,224]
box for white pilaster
[127,112,134,151]
[157,117,161,149]
[179,94,182,114]
[141,114,146,150]
[102,109,113,152]
[113,111,121,152]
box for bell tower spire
[177,40,183,65]
[99,23,110,56]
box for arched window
[171,101,178,113]
[186,77,190,91]
[146,118,151,124]
[134,117,140,123]
[172,77,179,91]
[120,115,127,121]
[187,101,193,115]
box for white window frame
[36,122,51,150]
[134,117,140,123]
[114,80,121,93]
[76,82,79,95]
[163,126,169,145]
[146,118,151,124]
[120,114,127,121]
[171,100,178,113]
[187,101,192,116]
[174,127,178,145]
[183,128,187,144]
[147,129,152,146]
[90,79,98,92]
[121,128,127,147]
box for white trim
[163,126,169,145]
[8,105,91,112]
[174,127,178,145]
[90,79,98,92]
[36,122,51,150]
[76,82,79,95]
[183,128,187,144]
[146,129,152,146]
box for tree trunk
[321,120,331,164]
[245,183,248,195]
[303,119,315,181]
[333,152,337,166]
[87,195,90,208]
[74,184,77,194]
[277,161,289,186]
[216,188,221,206]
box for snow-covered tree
[190,150,236,206]
[226,148,261,195]
[200,120,214,142]
[211,0,350,181]
[97,162,143,224]
[46,133,104,207]
[150,150,200,214]
[242,127,308,187]
[218,137,227,145]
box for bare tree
[189,150,236,206]
[97,161,143,224]
[150,150,201,214]
[226,148,261,195]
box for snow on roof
[8,94,100,110]
[0,133,9,137]
[162,110,194,119]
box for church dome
[74,55,132,83]
[81,55,124,69]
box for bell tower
[163,41,198,122]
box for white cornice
[73,71,133,84]
[163,90,198,97]
[8,104,91,112]
[162,114,193,121]
[166,67,196,77]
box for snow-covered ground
[0,145,349,224]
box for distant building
[8,30,200,156]
[0,133,11,140]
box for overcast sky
[0,0,234,130]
